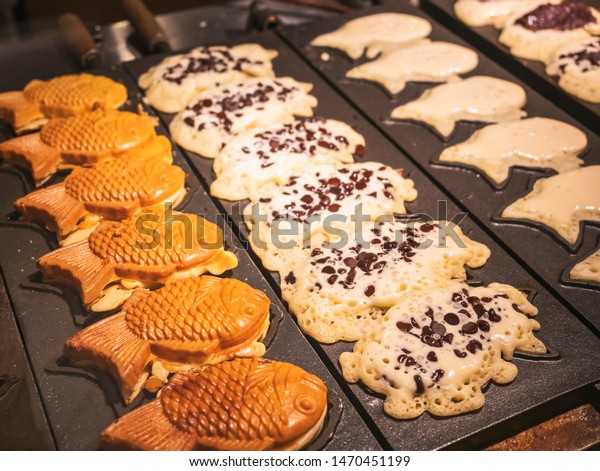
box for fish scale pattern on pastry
[244,162,417,271]
[390,76,527,138]
[340,282,545,418]
[0,73,127,133]
[15,153,186,243]
[39,207,238,310]
[170,77,317,158]
[211,118,365,201]
[311,13,432,59]
[100,358,328,451]
[138,44,278,113]
[64,276,270,403]
[0,110,165,185]
[280,220,490,343]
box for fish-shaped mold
[15,153,187,245]
[64,276,271,403]
[38,207,238,311]
[100,358,328,450]
[0,110,166,185]
[0,74,127,133]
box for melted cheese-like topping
[390,76,527,137]
[346,40,478,94]
[311,13,432,60]
[454,0,559,28]
[439,117,587,184]
[340,282,545,418]
[211,119,365,201]
[570,249,600,283]
[502,166,600,244]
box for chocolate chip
[284,272,296,284]
[454,349,467,358]
[431,321,446,336]
[364,285,375,297]
[466,340,483,354]
[431,369,444,383]
[396,321,412,332]
[477,320,490,332]
[444,313,459,325]
[462,322,478,335]
[427,351,438,362]
[414,375,425,394]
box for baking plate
[125,30,600,450]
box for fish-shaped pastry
[64,276,271,403]
[15,152,187,245]
[0,110,166,185]
[38,207,238,311]
[100,358,328,451]
[0,73,127,133]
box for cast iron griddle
[422,0,600,135]
[0,66,380,451]
[125,31,600,450]
[280,0,600,337]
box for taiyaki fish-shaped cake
[244,162,417,271]
[0,73,127,133]
[38,207,238,311]
[340,282,545,418]
[138,44,278,113]
[101,358,328,451]
[546,38,600,103]
[280,220,490,343]
[311,13,432,60]
[501,166,600,245]
[211,118,365,201]
[169,77,317,158]
[0,110,167,185]
[499,1,600,64]
[390,76,527,138]
[438,118,587,185]
[346,40,479,95]
[15,153,187,245]
[64,276,271,403]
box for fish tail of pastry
[38,241,116,307]
[15,183,86,236]
[0,133,62,185]
[100,399,196,450]
[64,311,152,404]
[0,90,45,132]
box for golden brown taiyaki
[100,358,328,451]
[64,276,271,403]
[0,74,127,133]
[15,153,187,245]
[0,110,165,185]
[38,207,238,311]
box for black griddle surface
[280,0,600,337]
[422,0,600,135]
[0,66,380,451]
[125,30,600,450]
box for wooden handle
[58,13,99,68]
[122,0,169,53]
